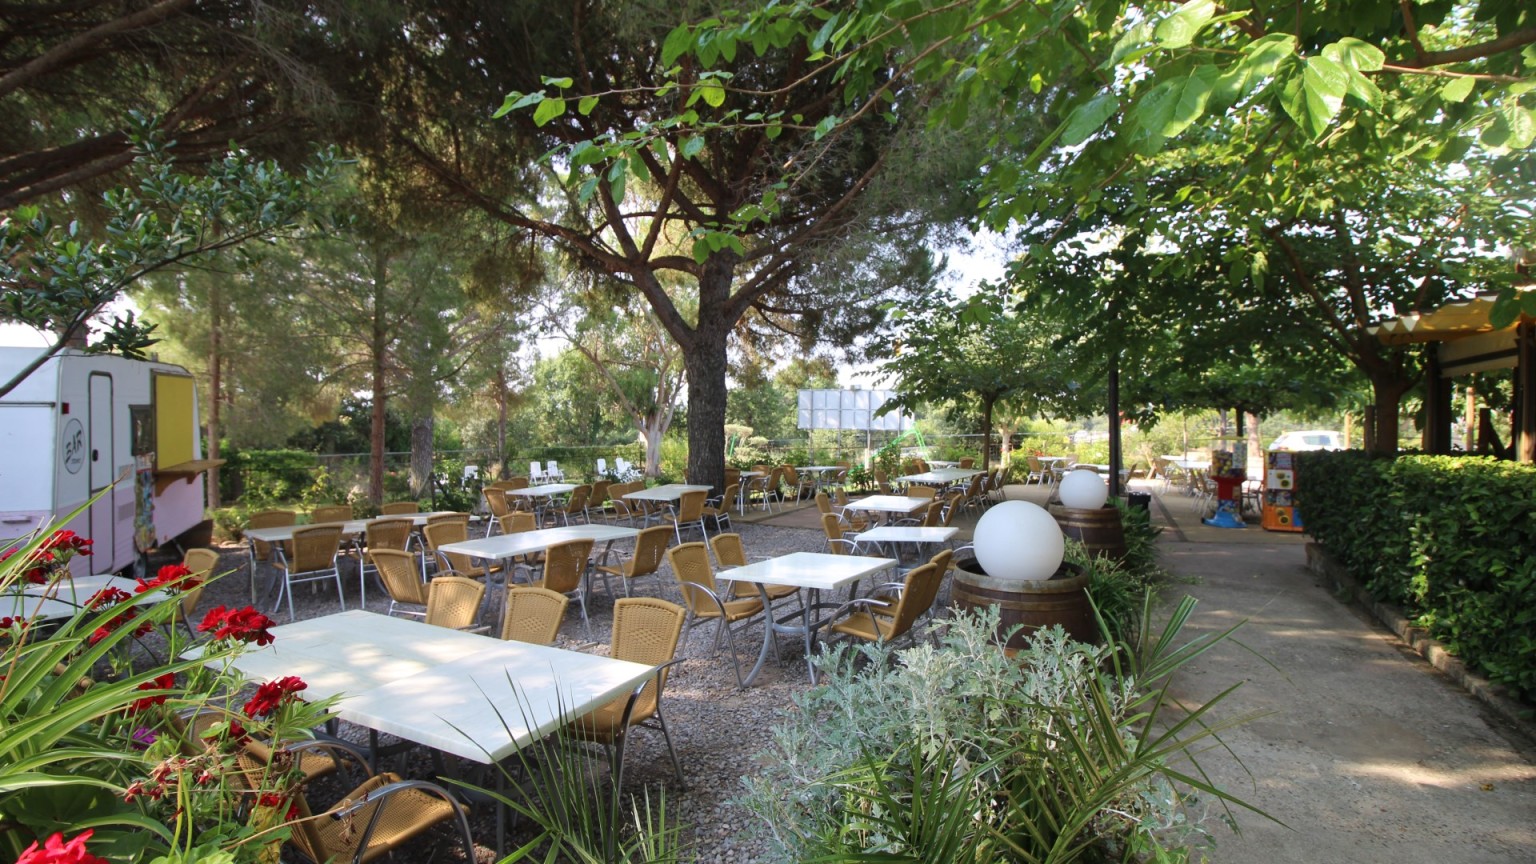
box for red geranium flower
[15,829,109,864]
[136,563,199,596]
[87,587,132,609]
[242,675,307,718]
[197,605,275,646]
[128,673,176,714]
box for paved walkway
[745,478,1536,860]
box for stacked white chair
[529,461,547,483]
[546,460,563,481]
[597,457,609,477]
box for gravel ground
[168,519,859,863]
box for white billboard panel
[796,389,912,431]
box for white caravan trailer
[0,348,217,576]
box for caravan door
[88,372,114,567]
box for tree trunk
[1244,412,1262,475]
[206,280,222,509]
[1368,374,1410,456]
[495,362,509,479]
[368,254,389,504]
[979,396,995,471]
[410,415,434,498]
[641,418,664,477]
[681,259,735,494]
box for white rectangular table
[437,524,639,567]
[852,525,959,569]
[621,484,712,502]
[896,468,983,485]
[244,512,467,601]
[717,551,897,686]
[842,495,931,525]
[199,610,656,852]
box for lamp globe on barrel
[973,500,1064,581]
[1059,469,1108,510]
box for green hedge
[1299,451,1536,702]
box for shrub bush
[1299,451,1536,701]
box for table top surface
[7,575,169,620]
[853,526,959,544]
[926,460,959,468]
[897,468,983,484]
[794,465,843,473]
[204,610,655,764]
[842,495,932,514]
[1172,459,1212,470]
[623,484,712,502]
[506,484,577,497]
[245,512,465,542]
[718,551,897,591]
[439,524,639,560]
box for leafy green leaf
[662,25,693,67]
[532,97,566,126]
[1133,64,1218,140]
[541,76,575,89]
[1321,38,1385,73]
[697,80,726,108]
[577,95,600,115]
[493,91,543,119]
[679,136,705,160]
[1440,77,1476,103]
[1154,0,1216,50]
[1059,92,1120,147]
[1480,104,1536,151]
[1282,56,1347,138]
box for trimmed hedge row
[1298,451,1536,702]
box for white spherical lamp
[1059,469,1109,510]
[973,500,1065,581]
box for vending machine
[1261,451,1304,532]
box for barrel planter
[1053,504,1127,562]
[951,556,1093,650]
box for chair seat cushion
[693,595,763,621]
[313,773,462,863]
[830,610,897,642]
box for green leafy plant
[739,601,1268,862]
[1299,451,1536,700]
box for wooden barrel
[951,558,1094,650]
[1053,505,1127,562]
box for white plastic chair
[597,457,609,477]
[547,460,563,481]
[529,461,546,484]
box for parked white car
[1269,430,1344,451]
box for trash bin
[1125,491,1151,512]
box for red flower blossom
[43,530,93,556]
[242,676,307,718]
[197,605,275,646]
[15,829,109,864]
[127,673,176,714]
[136,563,200,596]
[87,587,132,609]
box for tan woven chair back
[623,526,671,579]
[483,488,510,519]
[498,511,538,535]
[815,491,833,515]
[607,483,636,520]
[311,505,352,524]
[921,500,944,527]
[929,548,954,575]
[820,513,846,545]
[563,484,591,516]
[365,518,413,552]
[710,533,747,568]
[426,576,485,629]
[674,489,706,521]
[245,509,295,561]
[611,596,685,719]
[959,458,976,469]
[873,469,892,495]
[834,487,851,508]
[371,548,430,606]
[178,548,219,622]
[892,563,942,637]
[590,480,611,506]
[425,519,489,575]
[287,526,341,573]
[666,542,719,615]
[425,512,470,530]
[781,465,800,487]
[906,485,937,500]
[505,476,530,491]
[539,538,595,594]
[943,492,964,526]
[500,586,568,644]
[380,501,421,515]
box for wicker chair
[274,525,345,620]
[819,561,943,648]
[958,457,976,469]
[668,489,709,543]
[518,538,595,637]
[423,520,502,583]
[666,542,766,688]
[585,480,613,522]
[483,487,511,536]
[594,524,671,598]
[369,548,430,619]
[380,501,421,515]
[553,484,592,527]
[872,468,893,495]
[821,513,861,555]
[311,505,353,525]
[906,485,938,500]
[425,575,485,630]
[356,517,414,606]
[710,533,801,613]
[233,731,474,864]
[169,548,218,637]
[568,596,686,790]
[499,586,568,645]
[702,484,735,534]
[245,509,296,567]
